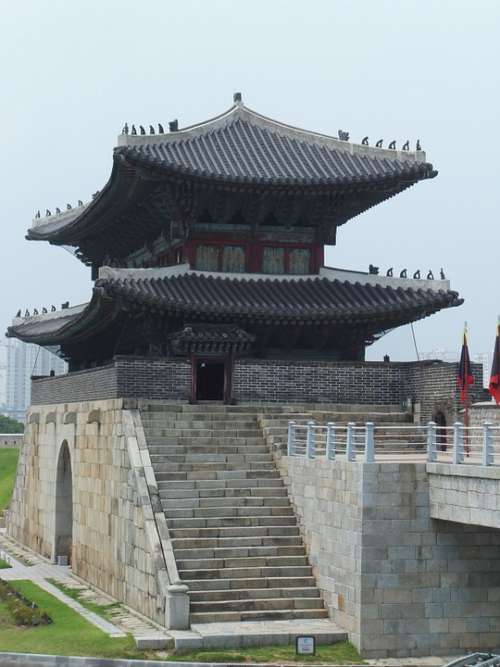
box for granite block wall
[280,456,500,658]
[278,456,363,645]
[428,463,500,529]
[7,400,167,625]
[469,403,500,427]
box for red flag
[457,327,474,403]
[489,323,500,404]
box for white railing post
[346,422,356,461]
[287,421,296,456]
[427,421,437,462]
[482,421,493,466]
[326,422,336,460]
[364,422,375,463]
[306,420,315,459]
[452,422,463,464]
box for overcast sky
[1,0,499,373]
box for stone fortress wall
[8,392,500,657]
[6,399,176,627]
[279,455,500,658]
[0,434,23,448]
[31,357,485,425]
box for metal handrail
[287,419,500,466]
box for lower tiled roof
[97,272,461,323]
[7,270,462,347]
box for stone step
[261,412,411,424]
[143,405,265,414]
[156,469,280,481]
[164,505,294,519]
[169,525,300,540]
[179,564,312,580]
[153,461,275,473]
[167,515,297,529]
[174,545,305,560]
[145,437,264,446]
[141,402,402,413]
[190,596,324,614]
[178,555,308,571]
[150,453,273,465]
[142,418,259,428]
[189,608,329,623]
[160,486,288,500]
[171,535,302,549]
[143,428,262,438]
[141,400,330,627]
[190,586,320,602]
[158,478,284,490]
[148,445,269,455]
[183,575,317,591]
[162,496,289,510]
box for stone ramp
[140,403,329,625]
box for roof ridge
[117,101,428,163]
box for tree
[0,414,24,433]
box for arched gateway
[54,441,73,564]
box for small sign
[296,635,316,655]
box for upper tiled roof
[27,97,437,251]
[117,102,436,187]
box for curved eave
[6,293,121,346]
[26,154,140,246]
[97,274,462,325]
[6,275,463,349]
[26,149,436,249]
[120,144,437,189]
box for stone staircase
[140,403,329,624]
[140,402,416,626]
[258,405,418,456]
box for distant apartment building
[0,343,7,409]
[5,340,67,422]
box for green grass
[0,580,363,664]
[0,599,11,624]
[47,578,122,620]
[169,642,364,664]
[0,448,20,512]
[0,558,11,569]
[0,580,162,660]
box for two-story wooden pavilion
[8,94,461,402]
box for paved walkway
[0,531,169,645]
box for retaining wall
[280,456,500,659]
[7,400,167,625]
[428,463,500,529]
[469,402,500,427]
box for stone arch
[54,440,73,564]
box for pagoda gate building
[10,94,460,403]
[8,96,491,656]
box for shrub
[0,578,51,626]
